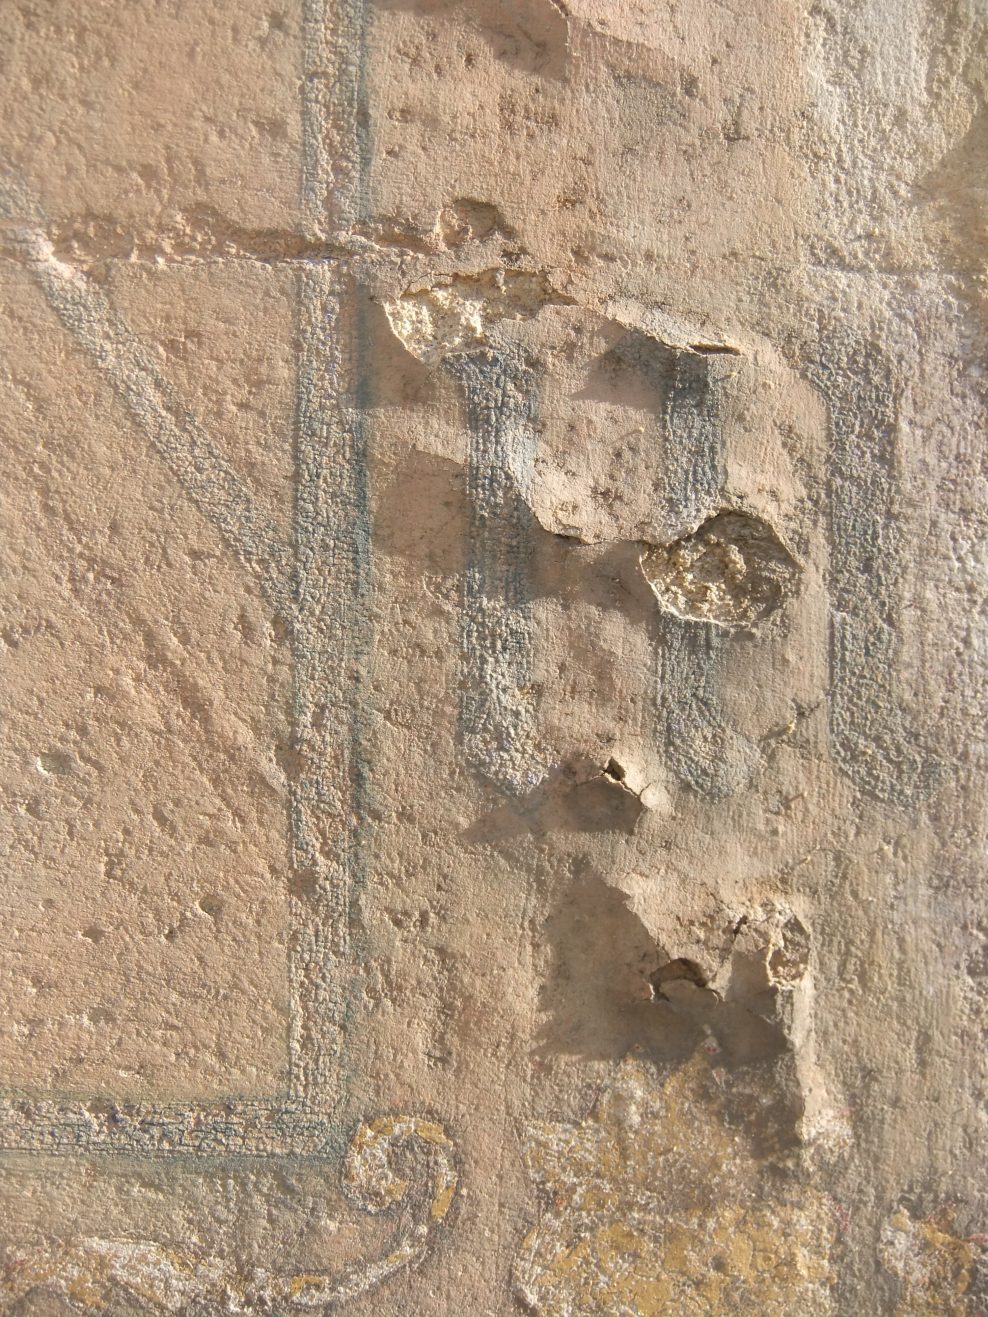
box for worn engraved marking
[384,268,561,793]
[0,1117,458,1312]
[0,92,371,1128]
[658,349,762,797]
[290,260,371,1108]
[301,0,371,235]
[0,1,457,1309]
[288,0,374,1111]
[0,1099,329,1157]
[807,328,939,804]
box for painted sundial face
[0,0,971,1311]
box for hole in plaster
[767,913,811,985]
[650,958,709,1001]
[383,268,566,364]
[641,509,801,629]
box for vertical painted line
[288,263,370,1107]
[809,327,938,804]
[642,342,761,797]
[660,349,724,532]
[290,0,372,1110]
[301,0,370,234]
[445,348,545,795]
[656,616,760,798]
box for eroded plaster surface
[0,0,985,1312]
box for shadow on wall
[463,767,647,843]
[375,448,469,577]
[534,867,795,1074]
[530,865,817,1171]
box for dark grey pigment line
[0,1098,333,1157]
[289,263,372,1116]
[622,335,761,798]
[658,349,761,797]
[445,347,545,795]
[807,327,938,805]
[290,0,374,1115]
[302,0,372,234]
[0,18,458,1308]
[0,0,376,1144]
[0,184,326,1149]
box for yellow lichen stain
[65,1275,109,1311]
[1,1239,208,1312]
[413,1119,452,1147]
[880,1206,985,1315]
[384,1241,417,1269]
[30,1259,107,1314]
[514,1049,837,1314]
[345,1115,456,1214]
[431,1176,457,1221]
[290,1271,329,1298]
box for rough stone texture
[0,0,985,1312]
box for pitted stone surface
[0,1,985,1313]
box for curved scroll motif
[1,1116,457,1312]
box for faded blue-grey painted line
[0,1097,331,1157]
[0,178,293,621]
[302,0,371,233]
[808,327,938,805]
[658,348,761,797]
[445,348,545,795]
[288,262,371,1110]
[0,0,377,1123]
[290,0,373,1111]
[0,180,320,1156]
[624,337,760,798]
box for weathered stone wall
[0,1,985,1312]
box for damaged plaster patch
[381,258,570,792]
[638,903,827,1130]
[447,347,547,793]
[650,905,813,1040]
[641,509,801,628]
[879,1206,986,1314]
[383,269,564,365]
[599,756,664,813]
[649,957,708,1000]
[1,1117,459,1311]
[514,1049,836,1313]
